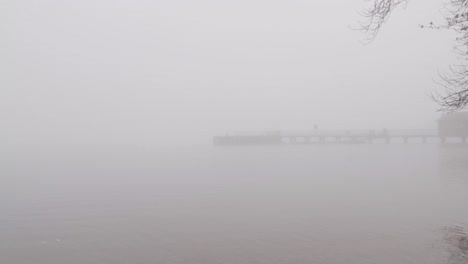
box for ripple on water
[443,225,468,264]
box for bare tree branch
[359,0,409,41]
[361,0,468,111]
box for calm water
[1,145,468,264]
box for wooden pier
[213,129,468,145]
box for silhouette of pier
[213,129,468,145]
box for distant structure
[213,132,282,146]
[438,112,468,138]
[213,113,468,146]
[213,129,439,145]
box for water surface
[1,145,468,264]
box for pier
[213,129,468,145]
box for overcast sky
[1,0,459,147]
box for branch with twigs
[361,0,468,111]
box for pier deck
[213,129,467,145]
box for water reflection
[439,146,468,184]
[439,146,468,263]
[444,226,468,264]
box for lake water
[1,145,468,264]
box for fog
[2,1,468,264]
[1,0,458,148]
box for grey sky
[1,0,458,147]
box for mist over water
[3,0,468,263]
[2,145,468,264]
